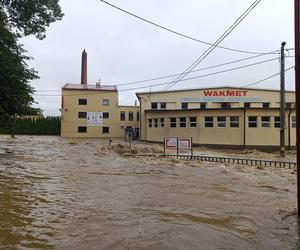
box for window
[221,103,231,109]
[151,102,158,109]
[200,103,207,109]
[120,111,125,121]
[103,112,109,119]
[180,117,186,127]
[78,99,87,105]
[274,116,281,128]
[170,118,177,128]
[160,103,167,109]
[154,118,158,128]
[148,119,152,128]
[190,117,197,127]
[230,116,239,128]
[102,127,109,133]
[78,112,87,119]
[292,116,296,128]
[261,116,270,127]
[217,116,226,127]
[248,116,257,128]
[244,103,251,108]
[160,118,165,127]
[78,126,87,133]
[137,112,140,121]
[262,102,270,108]
[205,117,214,128]
[128,112,133,121]
[181,102,188,109]
[103,99,109,106]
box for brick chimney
[81,49,87,85]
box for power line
[242,65,294,88]
[99,0,270,55]
[163,0,262,91]
[34,57,279,96]
[35,51,280,93]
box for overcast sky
[21,0,295,116]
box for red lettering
[203,91,213,96]
[218,91,226,96]
[212,91,219,96]
[236,91,241,96]
[226,91,235,96]
[242,90,248,96]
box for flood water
[0,135,299,249]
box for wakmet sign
[180,89,262,103]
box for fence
[162,154,296,169]
[0,117,61,135]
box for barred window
[120,111,125,121]
[230,116,239,127]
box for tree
[0,1,63,126]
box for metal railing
[161,154,296,169]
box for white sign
[87,112,103,126]
[164,138,192,149]
[178,138,191,149]
[164,138,177,148]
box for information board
[87,112,103,126]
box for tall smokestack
[81,49,87,85]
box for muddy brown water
[0,135,299,249]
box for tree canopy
[0,0,63,124]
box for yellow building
[136,86,296,150]
[61,50,139,138]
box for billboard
[87,112,103,126]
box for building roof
[135,86,295,96]
[62,83,117,92]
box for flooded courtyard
[0,135,299,249]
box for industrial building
[61,50,296,150]
[61,50,139,138]
[136,87,296,150]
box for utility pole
[280,42,286,157]
[294,0,300,216]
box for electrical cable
[34,57,279,96]
[163,0,262,91]
[99,0,270,55]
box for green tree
[0,1,63,126]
